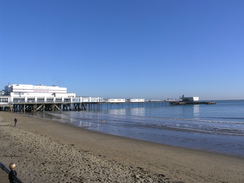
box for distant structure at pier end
[179,95,199,102]
[169,95,216,105]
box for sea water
[35,100,244,157]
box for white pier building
[0,84,147,112]
[0,84,104,105]
[1,84,76,104]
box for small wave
[139,123,244,136]
[38,111,244,136]
[125,114,244,125]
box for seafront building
[0,84,147,112]
[0,84,146,105]
[4,84,76,101]
[1,84,77,104]
[0,84,106,104]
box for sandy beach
[0,112,244,183]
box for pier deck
[0,100,216,113]
[0,101,167,113]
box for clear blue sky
[1,0,243,100]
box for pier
[0,100,216,113]
[0,101,168,113]
[0,84,216,113]
[1,84,164,113]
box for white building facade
[1,84,78,104]
[0,84,105,105]
[0,84,145,105]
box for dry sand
[0,112,244,183]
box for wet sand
[0,112,244,183]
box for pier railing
[0,100,169,113]
[0,162,23,183]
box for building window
[37,98,45,102]
[27,98,35,103]
[0,98,8,102]
[55,98,62,102]
[47,98,54,102]
[13,98,25,103]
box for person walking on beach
[14,118,17,127]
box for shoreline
[1,112,244,182]
[33,111,244,159]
